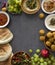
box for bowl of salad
[11,51,31,65]
[7,0,22,14]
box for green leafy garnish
[26,0,37,9]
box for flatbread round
[0,53,13,65]
[0,44,12,61]
[0,28,13,44]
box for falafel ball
[51,45,55,51]
[46,41,51,47]
[40,36,45,41]
[47,32,52,38]
[39,29,45,35]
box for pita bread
[0,28,13,44]
[0,53,13,65]
[0,43,12,61]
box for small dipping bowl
[0,11,10,28]
[41,0,55,14]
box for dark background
[0,0,55,55]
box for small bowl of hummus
[41,0,55,14]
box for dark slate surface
[0,0,55,54]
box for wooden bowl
[11,51,31,65]
[44,32,55,52]
[21,0,41,14]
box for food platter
[0,0,55,65]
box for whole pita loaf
[0,53,13,65]
[0,28,13,44]
[0,44,12,61]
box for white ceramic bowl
[0,11,10,28]
[41,0,55,14]
[45,14,55,31]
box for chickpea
[2,7,7,12]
